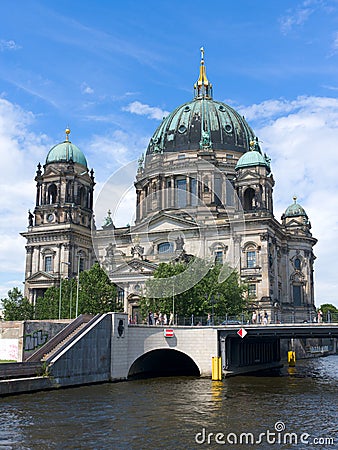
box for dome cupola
[45,128,87,168]
[235,138,271,171]
[283,196,308,219]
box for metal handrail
[25,314,93,362]
[44,314,103,363]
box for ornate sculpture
[105,243,115,257]
[28,210,34,227]
[131,244,144,259]
[138,153,144,170]
[175,235,185,251]
[102,209,113,228]
[200,130,212,149]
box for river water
[0,356,337,450]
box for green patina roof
[46,141,87,167]
[235,148,270,170]
[146,98,255,154]
[146,50,255,154]
[284,197,308,218]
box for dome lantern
[194,47,213,99]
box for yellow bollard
[288,350,296,367]
[212,357,222,380]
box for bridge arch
[128,348,200,379]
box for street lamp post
[58,277,63,320]
[211,295,215,326]
[172,283,175,325]
[69,278,73,319]
[58,261,70,320]
[75,251,82,318]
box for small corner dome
[46,142,87,167]
[45,129,87,168]
[235,149,269,170]
[283,197,308,218]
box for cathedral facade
[22,52,317,323]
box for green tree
[77,263,120,314]
[1,287,34,321]
[317,303,338,321]
[141,258,246,321]
[35,278,77,320]
[35,263,121,319]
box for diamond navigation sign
[237,328,247,338]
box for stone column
[136,189,141,222]
[170,175,175,208]
[186,175,191,206]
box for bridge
[1,312,337,396]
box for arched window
[78,186,86,207]
[190,178,198,206]
[243,187,255,211]
[44,256,52,272]
[176,178,187,207]
[47,184,57,204]
[158,242,173,254]
[293,285,302,306]
[247,250,256,268]
[215,250,223,265]
[66,181,73,203]
[214,175,222,206]
[294,258,301,270]
[248,284,257,298]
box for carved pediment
[110,258,158,276]
[132,212,198,234]
[236,170,262,182]
[25,271,58,283]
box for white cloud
[0,39,21,51]
[0,98,49,292]
[331,31,338,53]
[81,82,94,95]
[123,101,169,120]
[86,129,149,176]
[279,1,317,34]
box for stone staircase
[26,314,97,363]
[41,321,89,362]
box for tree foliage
[140,258,247,321]
[1,264,121,321]
[318,303,338,317]
[1,287,34,321]
[35,263,121,319]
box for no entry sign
[164,329,175,338]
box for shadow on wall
[128,349,200,379]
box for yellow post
[218,356,222,381]
[212,357,222,380]
[288,351,296,367]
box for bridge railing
[139,312,338,326]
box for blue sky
[1,0,338,307]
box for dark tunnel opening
[128,349,200,380]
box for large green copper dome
[46,129,87,167]
[147,98,255,154]
[146,50,255,155]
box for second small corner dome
[45,129,88,168]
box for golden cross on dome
[200,46,204,62]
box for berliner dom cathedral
[22,50,317,322]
